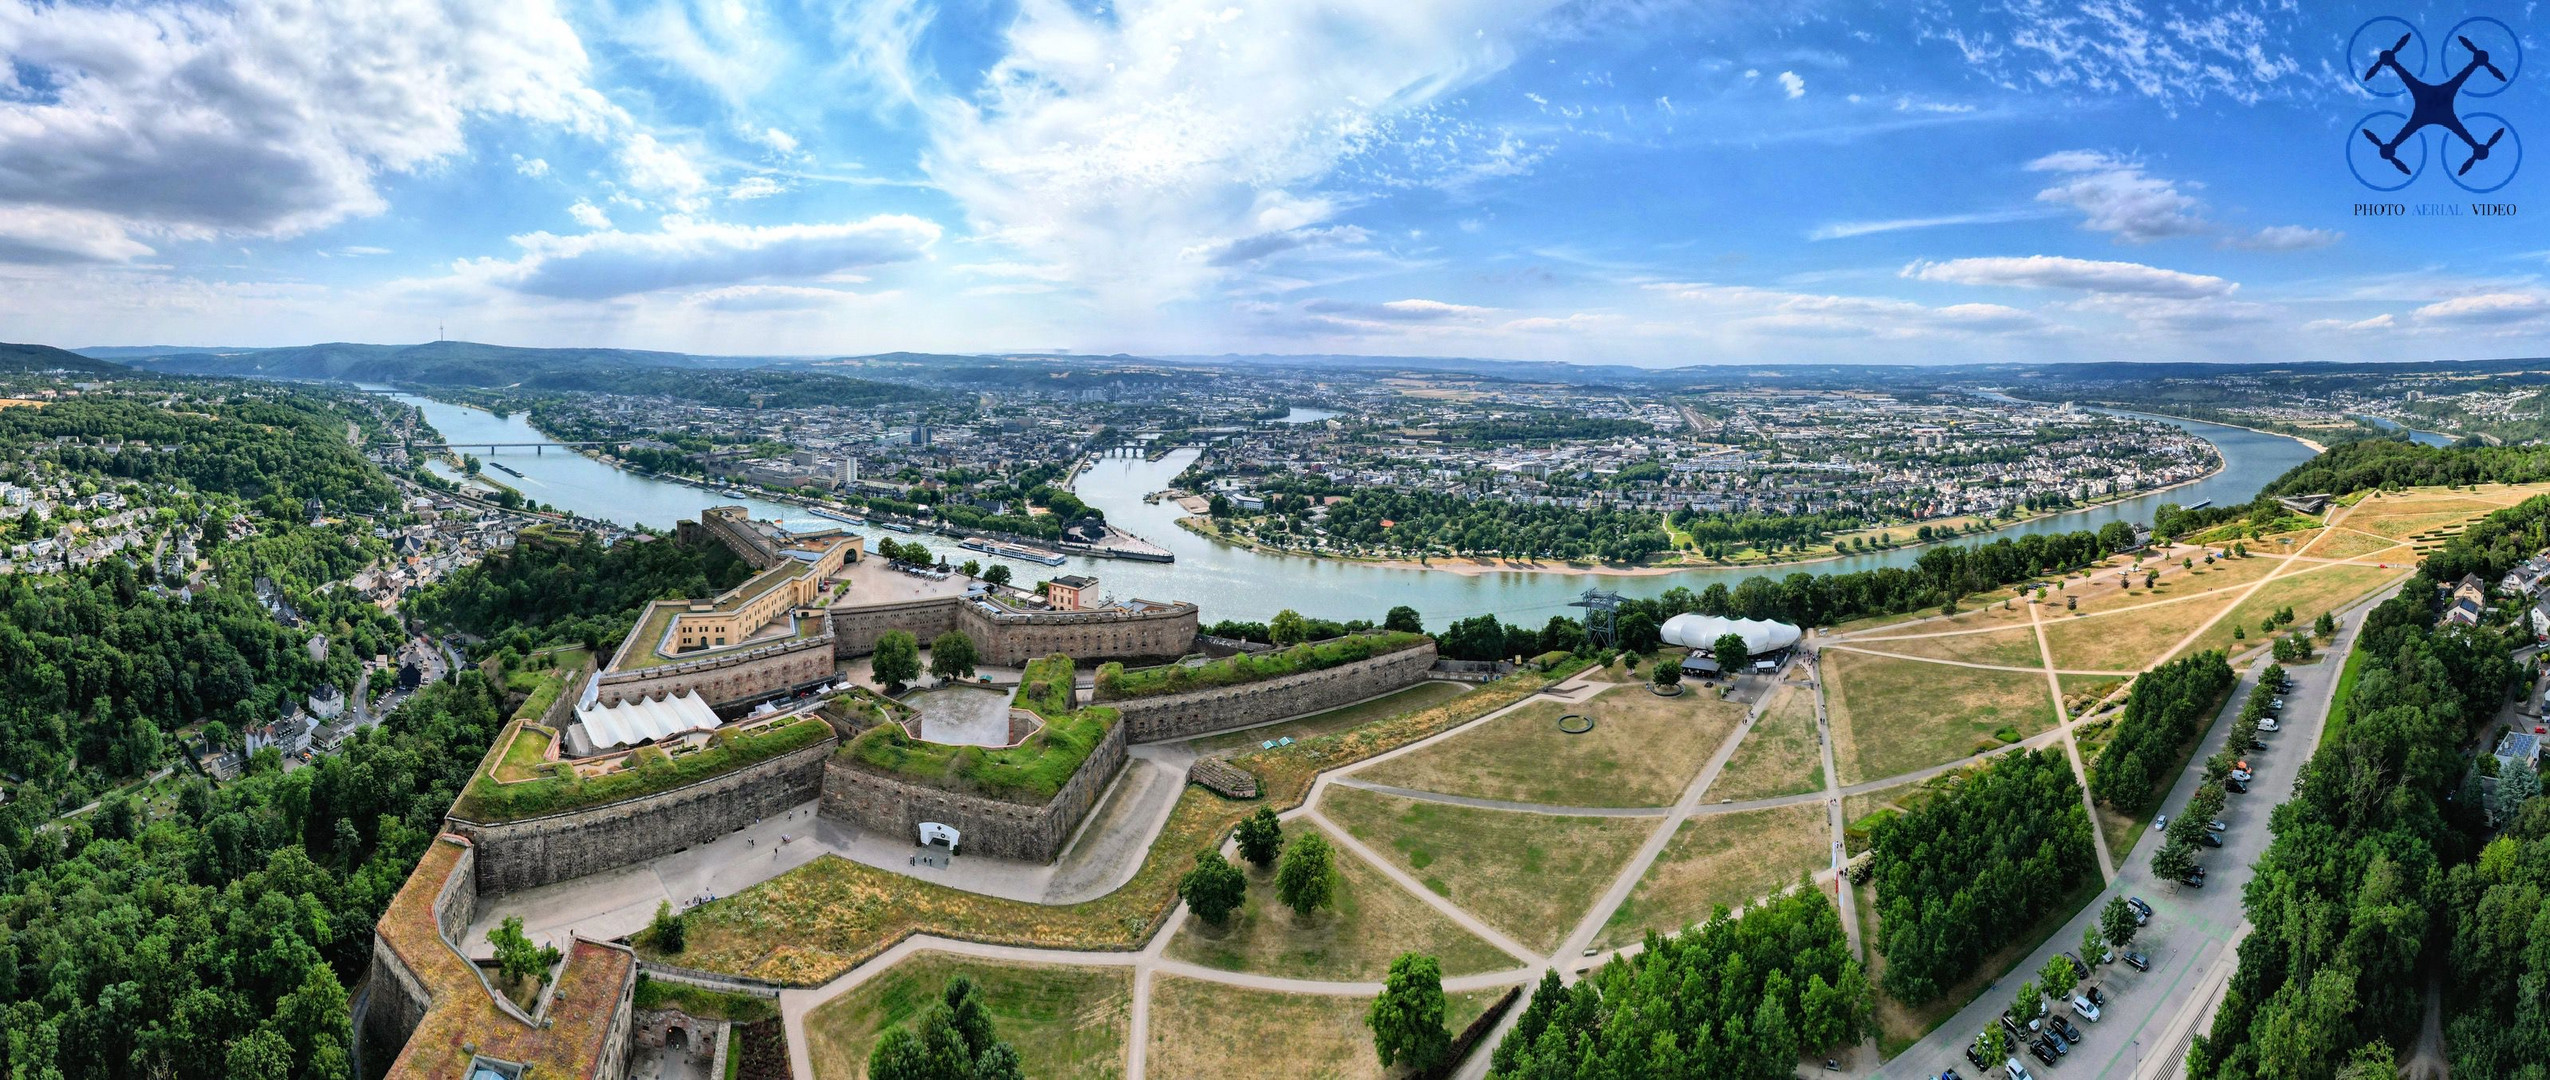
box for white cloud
[2412,293,2550,326]
[514,155,552,178]
[567,200,612,229]
[1300,297,1495,323]
[1777,71,1805,99]
[2231,225,2341,252]
[2308,314,2396,332]
[1808,208,2050,241]
[464,215,940,300]
[1649,281,2047,338]
[0,205,156,263]
[687,284,867,312]
[616,132,711,207]
[1903,255,2234,298]
[0,0,617,260]
[338,245,392,257]
[910,0,1566,306]
[1926,2,2304,108]
[2026,150,2206,242]
[728,176,787,201]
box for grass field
[1825,587,2027,635]
[802,952,1130,1080]
[1144,977,1505,1080]
[1595,801,1829,949]
[1823,651,2055,784]
[2067,553,2286,615]
[492,723,553,782]
[1708,684,1825,802]
[1357,686,1742,808]
[1841,625,2044,668]
[1185,682,1473,753]
[2297,527,2404,561]
[2040,592,2238,672]
[2344,493,2509,539]
[1165,826,1516,981]
[1321,786,1653,953]
[2169,562,2405,662]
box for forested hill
[91,339,931,408]
[0,342,124,375]
[0,394,393,514]
[2261,439,2550,497]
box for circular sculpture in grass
[1556,713,1594,735]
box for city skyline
[0,1,2542,365]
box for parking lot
[1870,585,2392,1080]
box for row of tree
[2087,651,2236,815]
[1488,886,1871,1078]
[1868,749,2100,1003]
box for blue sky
[0,0,2543,365]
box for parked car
[2008,1058,2036,1080]
[1965,1040,1988,1071]
[2183,871,2206,887]
[2226,777,2250,794]
[2247,739,2268,751]
[2086,985,2108,1007]
[2198,832,2224,848]
[2064,953,2090,981]
[2269,698,2286,709]
[2126,897,2153,922]
[2206,819,2228,832]
[2259,717,2280,732]
[1941,1069,1965,1080]
[2072,994,2102,1021]
[2124,951,2151,972]
[2231,767,2254,783]
[2154,814,2169,832]
[2029,1040,2059,1066]
[2052,1016,2085,1043]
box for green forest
[1868,750,2099,1003]
[2088,651,2236,814]
[406,527,754,656]
[1487,887,1870,1079]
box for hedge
[454,715,834,821]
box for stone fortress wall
[589,627,836,709]
[1108,641,1439,743]
[449,735,838,895]
[818,716,1128,863]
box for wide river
[382,394,2318,626]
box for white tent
[1659,613,1802,656]
[576,690,721,750]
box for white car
[2154,814,2168,832]
[2258,717,2280,732]
[2231,768,2254,783]
[2007,1059,2036,1080]
[2072,994,2101,1022]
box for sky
[0,0,2544,366]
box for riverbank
[1169,459,2235,579]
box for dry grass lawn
[2067,552,2286,615]
[1823,651,2055,784]
[2040,591,2240,672]
[1825,587,2026,635]
[1165,825,1516,981]
[1595,802,1829,949]
[1841,624,2044,669]
[1358,686,1741,807]
[2298,527,2407,561]
[1144,977,1504,1080]
[1708,684,1825,802]
[803,952,1130,1080]
[1320,786,1653,954]
[2345,495,2507,538]
[2170,562,2406,662]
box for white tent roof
[1659,613,1802,656]
[577,690,721,750]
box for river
[381,393,2317,626]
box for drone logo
[2346,16,2523,193]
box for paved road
[1869,583,2394,1080]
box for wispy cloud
[1808,208,2053,241]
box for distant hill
[0,342,126,375]
[87,340,929,407]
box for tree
[2010,979,2040,1030]
[1383,605,1424,634]
[1617,609,1661,653]
[2150,839,2199,882]
[1713,631,1750,667]
[1270,608,1311,646]
[1979,1024,2010,1070]
[958,558,981,578]
[649,900,687,953]
[2038,953,2078,1004]
[981,563,1013,587]
[1276,829,1338,918]
[2315,610,2339,637]
[1368,953,1451,1071]
[1235,807,1284,868]
[869,976,1026,1080]
[1207,493,1232,517]
[929,630,979,681]
[488,915,564,987]
[2081,922,2109,969]
[2100,896,2139,950]
[200,719,234,754]
[1178,850,1247,925]
[1652,658,1683,688]
[872,630,921,691]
